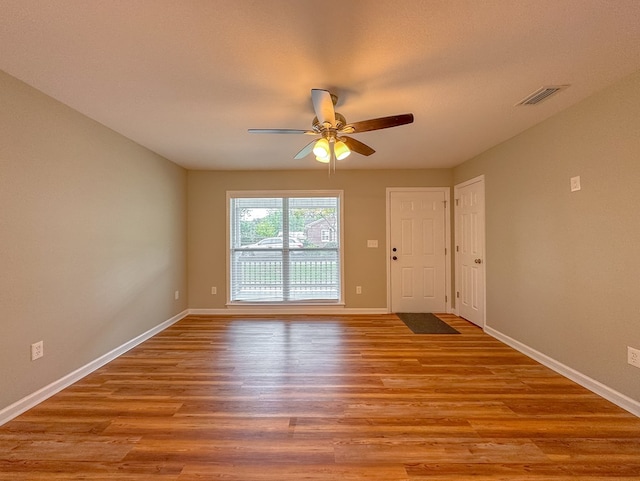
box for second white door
[455,177,485,327]
[389,190,447,313]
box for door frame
[386,187,451,314]
[453,175,486,327]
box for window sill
[227,301,345,308]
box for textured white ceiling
[2,0,640,170]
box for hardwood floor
[1,313,639,480]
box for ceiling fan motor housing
[312,112,347,132]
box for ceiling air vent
[516,85,570,106]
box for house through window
[228,191,343,303]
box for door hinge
[445,295,448,303]
[444,248,447,255]
[455,198,459,206]
[456,291,460,298]
[456,245,459,252]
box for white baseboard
[189,307,389,316]
[485,325,640,417]
[0,309,189,427]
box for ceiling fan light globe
[313,138,330,157]
[334,141,351,160]
[315,154,330,164]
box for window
[321,229,336,242]
[228,191,343,303]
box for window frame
[226,190,344,306]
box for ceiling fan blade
[311,89,336,127]
[344,113,414,133]
[341,136,376,156]
[293,140,316,159]
[248,129,314,134]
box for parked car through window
[244,237,303,249]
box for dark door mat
[396,313,460,334]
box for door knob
[392,247,397,252]
[392,256,398,261]
[475,258,482,264]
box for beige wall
[0,70,188,410]
[187,169,452,309]
[454,70,640,402]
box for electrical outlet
[628,346,640,368]
[31,341,44,361]
[174,290,180,300]
[570,175,581,192]
[356,286,362,294]
[211,286,217,295]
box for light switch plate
[367,240,378,248]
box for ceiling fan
[248,89,414,167]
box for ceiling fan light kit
[334,140,350,160]
[248,89,414,172]
[312,137,330,158]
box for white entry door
[455,176,485,327]
[389,189,447,313]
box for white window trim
[226,190,344,306]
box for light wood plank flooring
[1,314,639,480]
